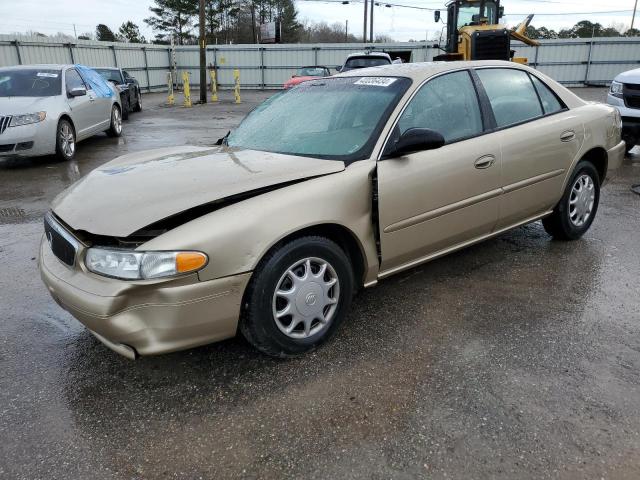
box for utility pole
[345,20,348,42]
[369,0,374,42]
[199,0,207,104]
[73,24,77,40]
[363,0,368,43]
[632,0,639,30]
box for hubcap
[569,174,595,227]
[113,107,122,133]
[59,124,75,157]
[272,257,340,339]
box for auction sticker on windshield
[37,72,59,78]
[354,77,397,87]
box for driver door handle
[560,130,575,142]
[474,154,496,169]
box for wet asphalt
[1,88,639,479]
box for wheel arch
[57,113,75,133]
[255,223,367,290]
[579,147,608,185]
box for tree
[118,21,146,43]
[78,33,93,40]
[279,0,302,42]
[145,0,198,45]
[625,28,640,36]
[96,24,117,42]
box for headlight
[610,81,623,97]
[85,248,208,280]
[10,111,46,127]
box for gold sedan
[40,61,625,359]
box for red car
[283,66,331,89]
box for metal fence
[1,34,639,91]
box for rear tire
[240,236,354,358]
[122,98,130,120]
[106,105,122,137]
[542,161,600,240]
[55,119,75,161]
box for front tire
[623,134,636,154]
[55,119,75,161]
[542,160,600,240]
[122,98,130,120]
[106,105,122,137]
[133,90,142,112]
[240,236,354,358]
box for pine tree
[119,21,146,43]
[96,24,117,42]
[144,0,199,45]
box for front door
[377,69,502,276]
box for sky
[0,0,637,42]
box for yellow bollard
[210,69,218,102]
[182,71,192,107]
[233,69,241,104]
[167,71,174,105]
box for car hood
[615,68,640,83]
[52,145,345,237]
[0,96,56,115]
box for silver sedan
[0,64,123,161]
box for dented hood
[52,145,345,237]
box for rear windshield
[343,57,391,71]
[0,69,61,97]
[95,68,123,84]
[227,76,411,162]
[298,67,328,77]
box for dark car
[94,67,142,119]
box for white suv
[607,68,640,153]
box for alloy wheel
[59,123,75,158]
[112,107,122,134]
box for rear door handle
[560,130,575,142]
[474,154,496,169]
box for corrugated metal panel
[0,35,639,90]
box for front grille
[471,30,510,61]
[0,116,11,134]
[624,83,640,91]
[44,213,79,267]
[0,144,15,152]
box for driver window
[65,69,85,93]
[397,70,483,144]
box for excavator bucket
[510,14,540,46]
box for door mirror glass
[434,10,441,22]
[68,86,87,97]
[387,128,445,157]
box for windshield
[342,57,390,71]
[298,67,328,77]
[0,69,61,97]
[95,68,123,84]
[227,76,411,161]
[457,1,497,28]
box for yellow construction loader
[433,0,539,64]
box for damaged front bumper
[39,236,251,358]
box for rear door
[474,68,584,228]
[377,69,502,275]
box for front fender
[140,160,380,285]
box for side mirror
[68,87,86,97]
[386,128,445,157]
[434,10,440,22]
[498,6,504,18]
[336,66,342,73]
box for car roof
[93,67,120,71]
[336,60,531,80]
[346,52,391,59]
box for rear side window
[65,69,85,92]
[530,74,564,114]
[476,68,543,128]
[398,70,483,143]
